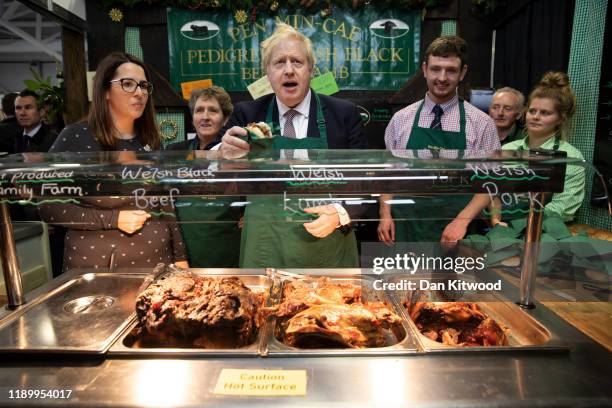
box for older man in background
[488,87,525,145]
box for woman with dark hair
[41,52,187,271]
[53,52,160,152]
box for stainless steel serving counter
[0,269,610,408]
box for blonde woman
[492,71,585,224]
[441,72,585,244]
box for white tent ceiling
[0,0,62,63]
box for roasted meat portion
[461,317,508,346]
[274,277,402,348]
[284,302,402,348]
[135,274,264,348]
[409,301,485,324]
[276,277,361,318]
[407,301,508,347]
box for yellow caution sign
[213,369,307,397]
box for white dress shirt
[24,123,42,138]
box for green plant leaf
[23,79,40,90]
[24,67,65,124]
[29,67,43,82]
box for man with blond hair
[219,23,365,150]
[217,23,367,268]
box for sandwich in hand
[245,122,273,139]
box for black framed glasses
[110,78,154,95]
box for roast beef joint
[134,274,266,348]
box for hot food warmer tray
[262,273,420,357]
[108,270,273,357]
[0,268,571,357]
[0,272,148,354]
[109,269,421,357]
[385,273,568,353]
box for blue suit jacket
[218,92,367,149]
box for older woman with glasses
[40,52,188,272]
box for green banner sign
[167,7,420,92]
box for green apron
[175,140,242,267]
[392,99,472,242]
[239,92,359,268]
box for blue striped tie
[430,104,443,130]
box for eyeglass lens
[121,79,153,94]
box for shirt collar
[23,123,42,138]
[519,135,558,150]
[424,92,458,114]
[276,89,311,119]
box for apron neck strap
[265,98,278,136]
[413,99,426,130]
[313,92,327,142]
[457,98,466,134]
[553,133,561,151]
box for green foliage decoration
[96,0,459,12]
[23,67,65,124]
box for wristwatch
[331,203,352,234]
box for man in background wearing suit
[14,90,57,153]
[217,23,367,268]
